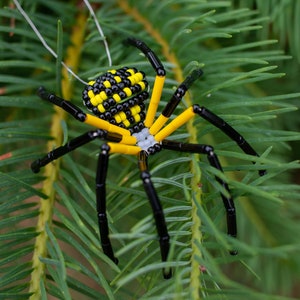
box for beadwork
[31,37,266,279]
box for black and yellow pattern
[82,67,148,130]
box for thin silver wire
[83,0,112,67]
[13,0,113,84]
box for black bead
[105,88,112,96]
[111,85,119,93]
[116,104,123,112]
[128,116,134,123]
[104,111,112,119]
[122,102,129,110]
[108,98,116,106]
[103,101,110,109]
[110,108,117,115]
[119,91,126,99]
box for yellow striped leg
[144,75,165,128]
[155,106,195,142]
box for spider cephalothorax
[32,37,265,279]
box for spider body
[32,37,265,279]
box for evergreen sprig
[1,0,300,299]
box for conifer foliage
[0,1,300,299]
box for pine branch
[117,1,203,295]
[27,10,87,299]
[235,0,300,63]
[1,1,300,299]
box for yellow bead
[114,76,121,83]
[119,111,126,121]
[135,72,144,82]
[138,81,146,91]
[130,105,141,115]
[123,87,132,97]
[127,68,135,75]
[123,119,130,127]
[134,114,141,122]
[128,76,135,85]
[120,135,137,145]
[114,114,121,123]
[97,104,105,113]
[144,75,165,128]
[88,90,95,99]
[149,115,168,135]
[136,105,141,113]
[155,107,195,141]
[84,114,131,136]
[103,80,111,88]
[113,94,121,102]
[107,143,140,155]
[90,97,98,106]
[99,91,107,100]
[88,80,95,86]
[130,107,137,115]
[95,94,102,104]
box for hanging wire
[12,0,112,85]
[83,0,112,67]
[13,0,88,85]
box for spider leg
[161,140,237,254]
[125,38,166,128]
[192,105,266,176]
[154,105,266,176]
[96,144,118,264]
[149,68,203,135]
[138,150,172,279]
[37,86,135,140]
[32,128,120,263]
[125,37,165,76]
[31,129,121,173]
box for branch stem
[28,12,87,300]
[118,1,202,297]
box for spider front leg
[125,37,166,128]
[138,151,172,279]
[193,105,266,176]
[150,68,266,176]
[155,105,266,177]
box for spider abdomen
[82,67,149,129]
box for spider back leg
[161,140,237,254]
[31,129,120,173]
[37,86,134,138]
[138,150,172,279]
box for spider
[31,37,266,279]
